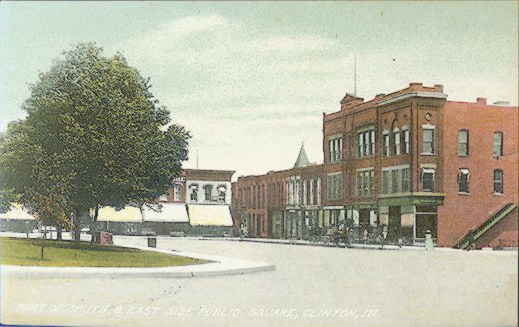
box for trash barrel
[148,237,157,248]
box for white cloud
[136,14,228,46]
[241,35,335,53]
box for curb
[1,244,275,279]
[199,236,411,250]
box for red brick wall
[438,101,518,246]
[475,207,518,248]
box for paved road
[2,236,517,327]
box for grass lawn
[0,237,208,267]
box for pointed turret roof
[293,143,310,168]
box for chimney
[409,82,423,91]
[476,98,487,105]
[433,84,444,93]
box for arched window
[402,126,410,154]
[189,184,198,202]
[204,185,213,202]
[458,169,470,193]
[382,130,390,157]
[173,183,182,201]
[393,127,401,156]
[218,185,227,202]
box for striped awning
[96,206,143,222]
[142,203,189,223]
[0,204,36,220]
[187,204,233,226]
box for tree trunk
[90,205,99,244]
[73,210,81,243]
[56,226,62,241]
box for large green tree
[0,43,190,241]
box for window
[493,132,503,157]
[383,132,390,157]
[370,130,375,156]
[204,184,213,201]
[493,170,503,194]
[158,194,168,202]
[287,181,291,205]
[327,173,343,200]
[381,165,410,194]
[302,180,307,205]
[402,167,410,192]
[382,170,390,194]
[173,184,181,201]
[316,177,321,205]
[218,185,227,202]
[308,179,314,205]
[393,128,401,155]
[329,137,343,162]
[329,210,340,227]
[356,168,374,197]
[422,168,435,192]
[391,170,399,193]
[189,184,198,202]
[423,126,435,154]
[458,169,470,193]
[403,128,410,154]
[370,170,375,194]
[358,133,364,158]
[294,179,300,205]
[458,130,469,156]
[357,128,375,157]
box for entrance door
[388,206,401,241]
[415,206,438,239]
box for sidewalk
[201,236,418,251]
[1,234,275,279]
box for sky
[1,2,518,180]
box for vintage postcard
[1,2,517,327]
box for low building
[233,144,324,239]
[0,204,38,233]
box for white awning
[142,203,189,223]
[97,206,143,222]
[0,204,36,220]
[187,204,233,226]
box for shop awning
[187,204,233,226]
[97,206,143,222]
[0,204,36,220]
[142,203,189,223]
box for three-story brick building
[232,83,518,248]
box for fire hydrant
[425,230,434,251]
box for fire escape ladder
[454,203,518,250]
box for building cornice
[377,92,448,106]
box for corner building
[233,83,518,248]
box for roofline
[377,92,448,106]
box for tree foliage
[0,43,190,230]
